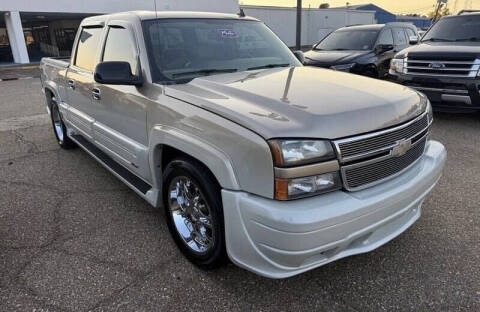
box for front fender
[148,125,240,204]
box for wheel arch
[43,83,61,113]
[148,125,240,206]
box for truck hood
[396,41,480,59]
[164,66,424,139]
[304,50,371,66]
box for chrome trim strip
[406,66,477,72]
[409,86,469,94]
[404,71,477,78]
[405,59,480,78]
[341,134,428,192]
[274,160,340,179]
[333,111,430,163]
[406,59,480,65]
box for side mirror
[375,44,394,54]
[94,61,143,86]
[293,50,305,64]
[409,35,419,45]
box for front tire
[50,97,76,149]
[163,157,227,269]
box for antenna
[153,0,158,19]
[238,8,246,17]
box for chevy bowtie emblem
[391,139,412,157]
[428,62,446,69]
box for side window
[377,29,394,45]
[405,28,416,39]
[103,27,138,75]
[393,28,408,46]
[74,27,103,72]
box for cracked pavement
[0,77,479,312]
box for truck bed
[41,56,70,69]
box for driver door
[375,28,396,78]
[92,21,150,182]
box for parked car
[40,11,446,279]
[389,13,480,112]
[304,23,419,78]
[418,29,427,38]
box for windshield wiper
[171,68,237,79]
[422,38,454,42]
[454,37,480,42]
[247,63,290,70]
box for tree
[428,6,451,19]
[319,3,330,9]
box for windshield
[314,29,379,51]
[143,19,300,83]
[422,15,480,42]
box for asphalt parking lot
[0,72,479,312]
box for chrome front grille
[405,57,480,78]
[334,112,431,191]
[342,137,427,190]
[336,113,429,162]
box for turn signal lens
[275,172,341,200]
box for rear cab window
[74,26,104,72]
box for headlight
[268,139,335,167]
[269,139,341,200]
[330,63,355,72]
[417,91,433,123]
[390,58,405,74]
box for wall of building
[0,0,239,64]
[396,16,432,29]
[241,6,375,47]
[358,4,396,24]
[0,0,238,14]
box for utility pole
[296,0,302,51]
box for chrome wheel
[168,176,214,254]
[51,98,64,142]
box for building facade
[336,3,432,29]
[396,15,432,29]
[0,0,238,64]
[241,6,375,47]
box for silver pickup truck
[40,11,446,278]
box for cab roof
[81,10,259,26]
[339,24,385,31]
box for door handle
[92,88,101,100]
[67,79,75,89]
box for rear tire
[163,157,227,269]
[49,97,76,149]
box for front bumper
[390,72,480,111]
[222,140,446,279]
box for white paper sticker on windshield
[219,29,238,38]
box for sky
[240,0,480,15]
